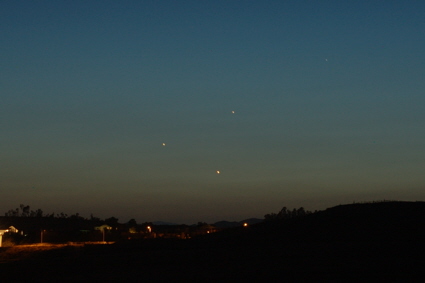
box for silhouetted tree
[127,219,137,227]
[20,204,30,217]
[69,213,84,220]
[264,213,278,221]
[277,207,288,219]
[57,212,68,218]
[4,208,18,217]
[105,217,119,227]
[297,207,306,216]
[265,206,313,221]
[90,214,101,222]
[4,204,40,217]
[45,212,55,218]
[34,209,44,217]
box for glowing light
[243,223,248,227]
[231,110,235,114]
[162,143,166,146]
[216,170,220,174]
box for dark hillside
[258,201,425,241]
[196,201,425,244]
[2,201,425,281]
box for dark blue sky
[2,1,425,223]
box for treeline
[6,204,316,224]
[264,206,316,221]
[5,204,44,218]
[264,201,407,221]
[4,204,113,223]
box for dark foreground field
[2,201,425,282]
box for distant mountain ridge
[152,218,263,227]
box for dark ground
[1,201,425,282]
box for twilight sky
[2,1,425,224]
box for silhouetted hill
[244,201,425,241]
[2,201,425,281]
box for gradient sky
[2,1,425,224]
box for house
[0,226,19,247]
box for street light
[101,227,112,242]
[95,225,112,243]
[40,229,46,243]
